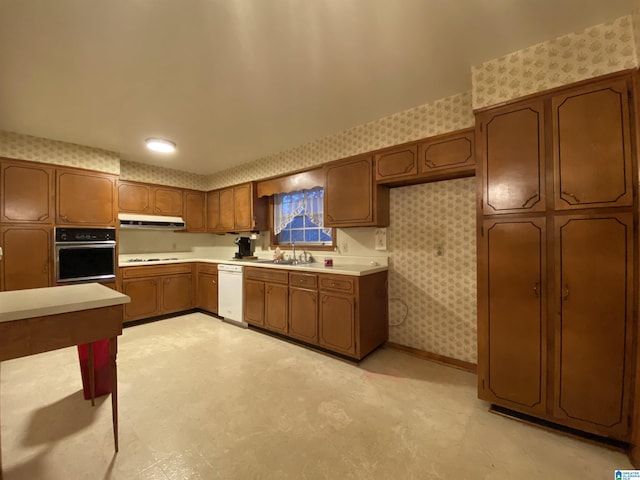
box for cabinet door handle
[533,282,540,297]
[562,284,570,301]
[561,191,580,204]
[42,262,48,273]
[212,280,216,285]
[38,214,48,221]
[60,215,69,222]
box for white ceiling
[0,0,636,175]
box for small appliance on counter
[234,236,255,259]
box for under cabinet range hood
[119,213,186,230]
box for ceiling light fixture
[145,137,176,153]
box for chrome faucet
[291,241,298,265]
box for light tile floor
[1,312,634,479]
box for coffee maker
[234,236,254,259]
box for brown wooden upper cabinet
[418,128,475,176]
[324,154,389,227]
[374,143,419,183]
[552,79,633,210]
[118,180,185,217]
[478,76,634,216]
[57,168,117,226]
[153,186,183,216]
[477,100,546,215]
[117,181,152,214]
[1,160,54,224]
[375,128,475,186]
[183,190,206,232]
[207,182,268,233]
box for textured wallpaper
[472,15,638,109]
[120,159,209,190]
[0,130,120,174]
[206,91,474,190]
[387,178,477,363]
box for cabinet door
[57,169,116,225]
[122,278,160,321]
[289,287,318,344]
[197,273,218,313]
[319,292,356,356]
[153,187,183,216]
[234,184,253,231]
[244,279,265,326]
[184,191,206,232]
[418,129,475,175]
[552,80,633,210]
[219,188,235,232]
[478,218,547,415]
[0,226,51,291]
[161,274,193,313]
[324,154,388,227]
[374,143,418,183]
[478,100,546,215]
[264,283,288,334]
[553,213,633,438]
[118,181,151,214]
[1,162,54,223]
[206,190,221,232]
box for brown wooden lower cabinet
[243,267,288,330]
[122,278,160,321]
[120,263,194,322]
[161,274,193,313]
[0,226,52,291]
[478,212,634,441]
[244,267,388,360]
[289,287,319,343]
[478,217,547,415]
[318,292,356,356]
[552,213,634,439]
[196,273,218,314]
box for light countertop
[119,257,388,276]
[0,283,131,323]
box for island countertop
[0,283,131,323]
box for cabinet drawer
[121,263,193,278]
[289,272,318,289]
[245,267,289,284]
[319,274,355,294]
[197,262,219,274]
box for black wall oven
[54,227,116,284]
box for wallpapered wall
[205,92,473,190]
[472,14,638,109]
[0,130,120,174]
[388,178,476,363]
[120,159,208,190]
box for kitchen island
[0,283,130,479]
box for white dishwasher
[217,264,247,327]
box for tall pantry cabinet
[476,72,637,442]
